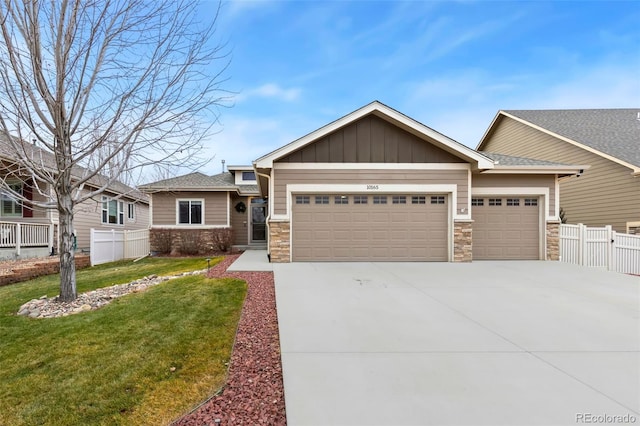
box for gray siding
[273,169,469,215]
[483,117,640,232]
[230,194,250,245]
[278,115,465,164]
[472,174,556,217]
[73,191,150,250]
[151,191,228,226]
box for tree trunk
[58,192,77,302]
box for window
[127,203,135,220]
[373,196,387,204]
[507,198,520,206]
[242,171,256,181]
[411,196,426,204]
[489,198,502,206]
[295,195,310,205]
[430,196,445,205]
[471,198,484,206]
[102,197,125,225]
[315,196,329,204]
[178,200,202,224]
[525,198,538,206]
[392,196,406,204]
[353,195,368,204]
[334,195,349,205]
[1,182,22,216]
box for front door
[250,199,267,243]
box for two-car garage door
[292,194,448,261]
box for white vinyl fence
[559,224,640,275]
[90,228,150,266]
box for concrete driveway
[273,261,640,426]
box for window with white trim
[430,196,445,205]
[373,196,387,204]
[178,200,202,224]
[295,195,310,205]
[334,195,348,205]
[102,196,124,225]
[507,198,520,206]
[315,196,329,205]
[411,196,426,204]
[127,203,135,220]
[489,198,502,206]
[524,198,538,206]
[1,182,22,217]
[471,198,484,206]
[354,195,368,204]
[392,196,406,204]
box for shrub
[179,230,201,255]
[151,229,173,254]
[212,228,233,252]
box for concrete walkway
[226,250,272,272]
[274,261,640,425]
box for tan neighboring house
[0,136,149,259]
[138,166,263,253]
[477,109,640,233]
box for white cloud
[235,83,301,103]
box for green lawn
[0,257,247,425]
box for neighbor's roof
[139,171,259,195]
[0,134,148,202]
[479,152,588,175]
[492,109,640,169]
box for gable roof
[478,109,640,173]
[139,171,259,195]
[254,101,495,170]
[0,134,148,202]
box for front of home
[142,101,584,262]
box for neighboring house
[0,136,149,259]
[138,166,263,252]
[477,109,640,234]
[145,101,584,262]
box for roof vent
[637,112,640,121]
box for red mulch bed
[173,255,287,426]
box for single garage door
[472,196,540,260]
[292,194,448,261]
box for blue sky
[195,0,640,175]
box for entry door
[250,199,267,242]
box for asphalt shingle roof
[479,152,576,167]
[504,109,640,168]
[139,171,259,195]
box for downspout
[256,171,271,261]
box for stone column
[268,220,291,263]
[453,220,473,262]
[546,221,560,261]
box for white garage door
[473,196,540,260]
[292,194,448,261]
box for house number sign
[366,185,379,190]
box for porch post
[15,223,21,257]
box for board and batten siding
[472,174,556,217]
[272,168,469,215]
[483,117,639,232]
[278,115,466,164]
[73,191,150,250]
[230,194,249,245]
[151,191,227,226]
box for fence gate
[559,224,640,275]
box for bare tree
[0,0,230,301]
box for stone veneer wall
[453,220,473,262]
[546,221,560,261]
[268,221,290,263]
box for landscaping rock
[16,269,207,319]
